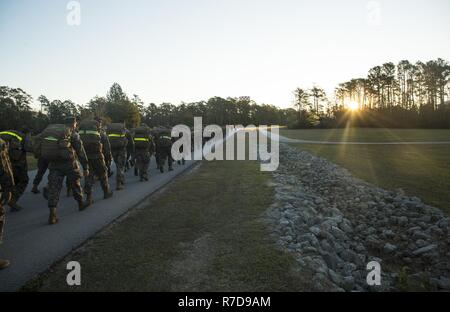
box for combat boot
[104,191,113,199]
[78,200,88,211]
[31,184,40,194]
[9,201,23,212]
[0,259,10,270]
[84,194,93,207]
[48,207,58,225]
[159,166,164,173]
[100,182,114,199]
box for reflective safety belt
[80,130,100,136]
[160,136,172,140]
[108,134,125,138]
[0,131,23,142]
[44,136,58,141]
[134,138,149,142]
[44,136,71,148]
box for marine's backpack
[133,126,152,149]
[158,132,173,148]
[107,123,127,150]
[40,124,73,161]
[0,130,24,161]
[79,119,102,156]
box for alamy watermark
[66,261,81,286]
[366,1,382,27]
[170,117,279,172]
[366,260,382,286]
[66,1,81,26]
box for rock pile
[266,144,450,291]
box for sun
[348,101,359,111]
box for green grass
[24,159,312,292]
[280,128,450,212]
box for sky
[0,0,449,109]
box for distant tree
[104,83,140,127]
[309,85,326,114]
[107,82,128,103]
[0,86,34,130]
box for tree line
[2,58,449,133]
[293,58,450,128]
[0,83,298,133]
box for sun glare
[348,101,359,111]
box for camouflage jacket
[0,138,15,197]
[100,130,112,165]
[71,131,89,170]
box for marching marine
[155,127,174,173]
[106,122,134,190]
[79,118,113,207]
[132,123,155,181]
[0,138,14,269]
[39,117,90,224]
[0,128,32,211]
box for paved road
[261,129,450,145]
[0,157,196,291]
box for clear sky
[1,0,449,109]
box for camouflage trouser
[34,158,71,191]
[112,150,127,185]
[156,146,173,168]
[33,157,49,186]
[84,158,109,195]
[47,163,83,208]
[0,202,4,243]
[135,150,151,179]
[11,161,29,203]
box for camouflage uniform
[133,130,155,181]
[110,130,134,189]
[32,134,70,195]
[0,138,14,269]
[31,133,47,189]
[83,127,113,202]
[0,130,31,211]
[33,157,49,189]
[46,131,89,213]
[155,131,174,172]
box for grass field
[25,159,312,291]
[280,128,450,142]
[280,128,450,212]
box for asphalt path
[259,128,450,145]
[0,157,196,291]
